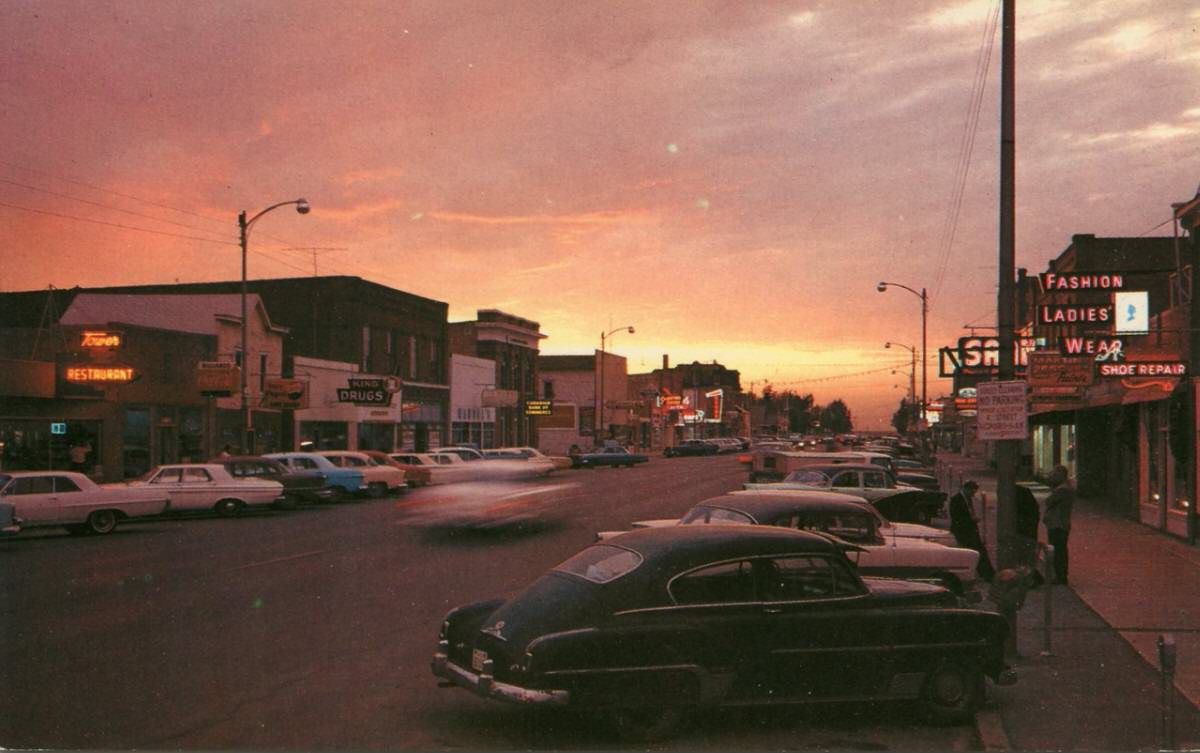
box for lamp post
[597,325,635,443]
[239,198,310,453]
[884,342,917,408]
[877,282,928,424]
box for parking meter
[1159,634,1177,672]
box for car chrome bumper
[431,646,569,706]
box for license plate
[471,649,488,672]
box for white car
[134,464,283,516]
[429,450,552,482]
[318,451,407,497]
[487,446,566,471]
[0,470,170,535]
[598,490,980,596]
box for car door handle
[762,606,783,615]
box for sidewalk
[937,452,1200,751]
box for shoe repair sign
[976,380,1028,440]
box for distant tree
[784,392,815,433]
[819,399,853,434]
[891,399,916,435]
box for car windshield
[554,544,643,584]
[679,506,755,526]
[783,470,830,485]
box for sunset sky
[2,1,1198,428]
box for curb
[975,708,1011,752]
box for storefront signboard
[1098,362,1186,378]
[336,378,392,406]
[1038,304,1112,324]
[66,365,138,384]
[50,422,67,435]
[1039,272,1125,291]
[1113,291,1149,333]
[938,336,1043,377]
[1059,337,1123,360]
[79,330,123,349]
[481,388,518,408]
[197,361,239,396]
[262,379,309,409]
[1027,352,1093,388]
[976,380,1028,440]
[525,400,552,416]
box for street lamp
[597,325,635,441]
[877,282,928,424]
[239,198,310,452]
[884,342,917,407]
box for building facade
[449,309,544,447]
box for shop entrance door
[157,426,178,465]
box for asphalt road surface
[1,456,978,751]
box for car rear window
[554,544,643,584]
[783,470,829,485]
[679,506,755,526]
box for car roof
[602,525,840,571]
[220,455,281,463]
[800,463,885,473]
[705,491,875,519]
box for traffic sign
[976,380,1028,440]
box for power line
[0,200,238,246]
[929,0,1000,304]
[1137,216,1175,237]
[0,177,234,242]
[763,362,911,387]
[0,159,229,229]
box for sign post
[976,381,1028,441]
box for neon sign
[65,366,136,383]
[79,330,123,348]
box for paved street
[1,456,975,751]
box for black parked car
[432,526,1014,741]
[215,456,333,508]
[663,439,719,458]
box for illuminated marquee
[65,366,136,383]
[1039,304,1111,324]
[1098,362,1186,378]
[1039,272,1125,291]
[79,330,123,348]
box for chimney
[662,354,669,371]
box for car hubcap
[932,670,966,705]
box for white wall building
[450,353,497,447]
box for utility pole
[996,0,1020,654]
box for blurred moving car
[663,439,718,458]
[0,470,169,535]
[132,464,281,517]
[895,471,940,492]
[573,447,650,468]
[492,446,571,470]
[361,450,432,488]
[266,452,366,501]
[402,480,578,530]
[432,526,1014,741]
[214,455,333,508]
[319,451,407,497]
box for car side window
[863,471,887,489]
[760,556,863,601]
[679,506,755,526]
[10,477,54,495]
[297,458,318,470]
[325,456,345,467]
[671,560,757,605]
[151,468,183,484]
[831,471,859,488]
[53,477,82,493]
[344,457,366,467]
[182,468,212,483]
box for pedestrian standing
[948,479,996,583]
[1043,465,1075,585]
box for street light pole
[878,282,929,423]
[239,198,310,453]
[597,325,635,443]
[885,342,917,408]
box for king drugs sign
[336,378,393,406]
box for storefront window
[1146,405,1165,508]
[0,420,101,474]
[299,421,348,450]
[357,423,395,452]
[123,408,151,478]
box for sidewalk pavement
[937,452,1200,751]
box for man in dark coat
[948,479,995,583]
[1043,465,1075,585]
